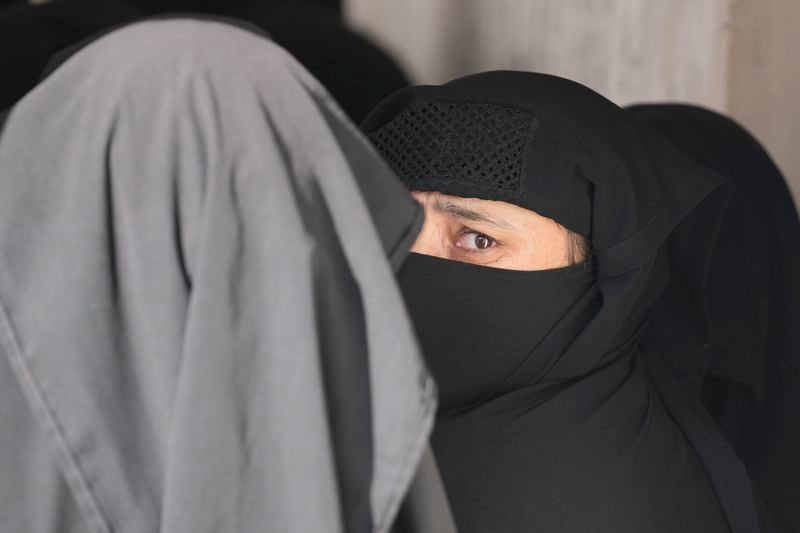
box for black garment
[225,4,409,122]
[363,71,761,532]
[399,253,596,412]
[0,0,144,110]
[629,104,800,533]
[125,0,339,18]
[5,2,407,124]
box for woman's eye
[457,231,497,251]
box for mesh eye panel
[367,100,537,196]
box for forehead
[412,191,549,229]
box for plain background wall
[345,0,800,205]
[727,0,800,206]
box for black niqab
[363,71,762,532]
[399,254,595,412]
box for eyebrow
[432,198,516,230]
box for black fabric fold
[630,103,800,533]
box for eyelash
[456,228,498,253]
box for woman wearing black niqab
[362,72,766,532]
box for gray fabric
[390,446,458,533]
[0,19,437,533]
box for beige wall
[727,0,800,204]
[345,0,800,204]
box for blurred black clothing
[0,0,144,110]
[226,4,409,122]
[1,0,405,123]
[630,104,800,533]
[128,0,340,18]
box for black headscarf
[0,0,144,111]
[629,104,800,533]
[362,71,763,532]
[225,4,409,122]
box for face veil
[398,253,596,412]
[363,71,766,533]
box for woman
[362,72,769,532]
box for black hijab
[362,71,763,532]
[629,104,800,533]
